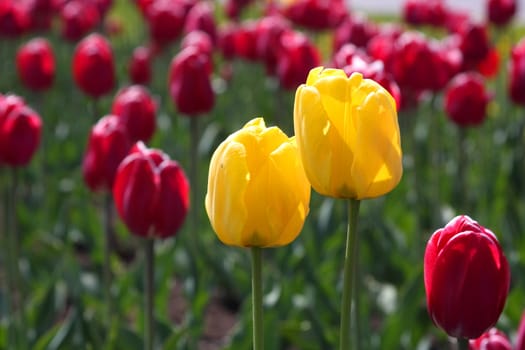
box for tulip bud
[168,46,214,116]
[205,118,310,247]
[282,0,347,31]
[294,67,402,199]
[183,2,217,45]
[487,0,516,26]
[444,72,491,127]
[146,0,185,47]
[113,142,190,238]
[276,31,321,90]
[16,37,55,92]
[508,38,525,106]
[181,30,214,57]
[424,215,510,339]
[82,115,132,192]
[111,85,157,143]
[469,328,512,350]
[0,1,30,38]
[0,100,42,167]
[72,33,115,98]
[59,0,101,42]
[128,46,152,85]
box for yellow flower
[293,67,403,199]
[205,118,311,248]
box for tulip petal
[205,139,248,246]
[267,140,310,246]
[294,85,345,196]
[154,161,190,238]
[428,232,510,339]
[352,86,402,199]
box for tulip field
[3,0,525,349]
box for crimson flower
[0,95,42,167]
[72,33,115,98]
[146,0,185,47]
[168,46,214,116]
[444,72,491,127]
[82,115,132,192]
[111,85,157,143]
[469,328,512,350]
[508,38,525,106]
[276,30,321,90]
[424,215,510,339]
[128,46,152,85]
[16,37,55,92]
[113,142,190,239]
[487,0,516,26]
[59,0,101,42]
[183,2,217,45]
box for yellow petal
[205,140,249,246]
[294,85,335,196]
[352,88,402,199]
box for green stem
[455,127,467,212]
[189,117,199,243]
[103,194,114,328]
[4,168,16,348]
[339,199,361,350]
[144,239,155,350]
[457,337,470,350]
[251,247,263,350]
[92,98,100,122]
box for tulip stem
[144,238,155,350]
[457,337,469,350]
[6,168,25,349]
[251,247,263,350]
[339,199,361,350]
[189,117,199,247]
[103,194,114,328]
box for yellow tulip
[205,118,311,248]
[293,67,403,199]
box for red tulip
[276,30,321,90]
[366,24,403,68]
[0,98,42,167]
[72,33,115,98]
[457,22,491,71]
[181,30,214,58]
[183,2,217,45]
[334,14,378,51]
[111,85,157,143]
[59,0,101,42]
[128,45,152,85]
[469,328,512,350]
[230,21,259,61]
[424,215,510,339]
[444,72,491,127]
[0,1,30,38]
[113,142,189,238]
[281,0,347,31]
[16,37,55,92]
[82,115,132,192]
[225,0,253,20]
[255,15,292,75]
[26,0,54,31]
[146,0,185,47]
[168,46,214,116]
[516,310,525,350]
[402,0,447,27]
[508,38,525,106]
[487,0,516,26]
[390,32,454,92]
[218,23,238,60]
